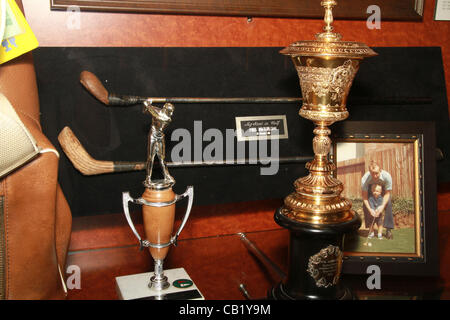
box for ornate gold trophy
[269,1,377,299]
[116,100,202,300]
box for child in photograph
[367,183,385,239]
[361,161,394,239]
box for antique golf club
[363,216,377,247]
[57,126,311,175]
[79,71,426,107]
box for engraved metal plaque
[307,245,343,288]
[235,115,288,142]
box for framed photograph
[50,0,423,20]
[331,121,438,276]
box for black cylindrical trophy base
[269,208,361,300]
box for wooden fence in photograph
[336,143,415,199]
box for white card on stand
[116,268,204,300]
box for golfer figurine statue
[143,100,175,189]
[117,99,200,299]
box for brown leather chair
[0,0,72,299]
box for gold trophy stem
[312,124,332,164]
[281,121,354,225]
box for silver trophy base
[149,274,170,291]
[115,268,204,300]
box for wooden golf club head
[58,126,115,175]
[58,126,145,175]
[80,70,148,106]
[80,71,110,105]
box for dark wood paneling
[50,0,423,20]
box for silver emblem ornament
[307,245,343,288]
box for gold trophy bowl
[279,0,377,226]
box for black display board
[33,47,449,217]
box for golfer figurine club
[118,99,200,299]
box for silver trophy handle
[122,191,145,246]
[171,185,194,246]
[122,185,194,250]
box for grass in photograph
[345,197,416,254]
[344,228,416,254]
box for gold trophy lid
[280,0,377,59]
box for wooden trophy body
[142,188,176,261]
[142,187,176,290]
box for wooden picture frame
[50,0,424,21]
[330,121,439,277]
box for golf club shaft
[80,71,431,107]
[58,126,312,176]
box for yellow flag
[0,0,38,65]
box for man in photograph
[361,161,395,239]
